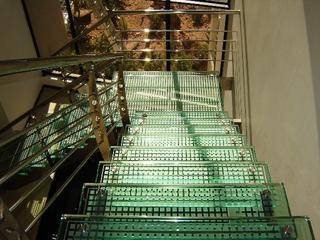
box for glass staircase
[57,71,315,239]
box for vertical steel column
[207,13,216,71]
[165,0,171,71]
[87,64,111,160]
[116,60,130,126]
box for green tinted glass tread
[80,183,290,217]
[59,216,315,240]
[124,71,220,89]
[127,124,239,134]
[121,134,247,147]
[111,146,257,162]
[98,162,270,184]
[133,110,230,118]
[126,89,221,102]
[130,117,233,125]
[55,71,315,239]
[128,100,222,112]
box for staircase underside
[57,71,314,239]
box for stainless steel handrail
[0,113,93,185]
[118,49,236,53]
[52,14,112,56]
[117,39,236,42]
[0,80,117,148]
[0,56,122,136]
[113,9,240,15]
[25,141,99,233]
[125,59,233,62]
[0,54,122,77]
[115,29,237,33]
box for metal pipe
[161,0,229,8]
[117,39,237,43]
[60,214,311,221]
[52,14,112,56]
[9,130,94,212]
[124,59,233,62]
[97,81,118,96]
[24,144,99,233]
[116,61,130,125]
[11,112,92,157]
[0,57,122,137]
[0,98,87,148]
[165,0,171,71]
[0,113,92,186]
[113,9,241,16]
[117,49,237,53]
[5,119,94,177]
[115,29,237,33]
[0,54,122,77]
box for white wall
[0,0,42,130]
[242,0,320,237]
[24,0,69,57]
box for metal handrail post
[165,0,171,71]
[87,64,111,161]
[116,59,130,126]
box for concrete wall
[242,0,320,237]
[0,0,42,130]
[24,0,68,56]
[0,0,68,131]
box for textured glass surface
[121,134,247,147]
[125,71,222,112]
[130,117,233,125]
[127,100,223,112]
[80,183,290,217]
[127,124,239,134]
[59,216,315,240]
[133,110,230,118]
[111,146,257,162]
[56,71,314,239]
[98,162,271,184]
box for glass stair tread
[121,134,247,147]
[133,110,230,118]
[127,124,239,134]
[97,162,270,184]
[59,215,314,240]
[111,146,257,162]
[80,183,290,217]
[125,70,219,75]
[126,89,221,101]
[124,71,220,77]
[127,100,222,112]
[53,70,315,239]
[130,117,233,125]
[123,71,223,111]
[124,71,220,89]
